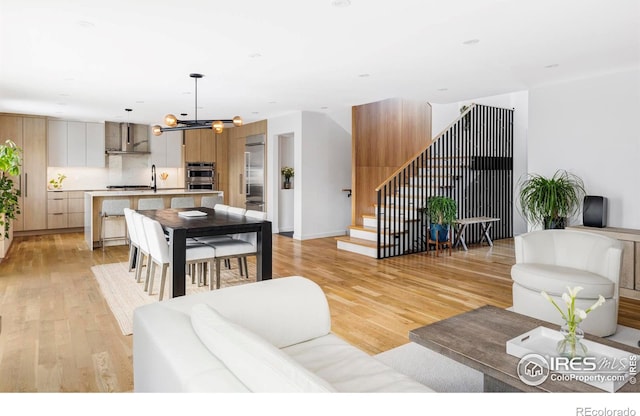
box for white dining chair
[142,216,217,300]
[214,204,229,212]
[204,209,267,287]
[138,198,165,210]
[123,208,140,273]
[132,211,152,286]
[171,197,196,209]
[227,206,247,216]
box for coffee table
[409,305,640,392]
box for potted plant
[0,139,23,239]
[517,169,585,229]
[281,166,294,189]
[424,196,457,242]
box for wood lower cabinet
[47,191,85,229]
[567,225,640,300]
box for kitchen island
[84,189,223,250]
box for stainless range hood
[105,121,150,154]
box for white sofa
[511,229,623,337]
[133,276,433,392]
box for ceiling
[1,0,639,126]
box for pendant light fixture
[152,73,242,136]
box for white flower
[567,286,583,298]
[541,291,552,302]
[576,308,587,320]
[562,293,572,306]
[586,295,606,313]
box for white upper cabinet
[149,127,182,168]
[67,121,86,166]
[48,120,105,167]
[48,120,67,166]
[85,122,105,167]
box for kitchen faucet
[151,164,157,193]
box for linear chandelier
[152,73,242,136]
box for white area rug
[91,261,255,335]
[374,325,640,392]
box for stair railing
[375,104,514,259]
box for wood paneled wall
[351,98,432,225]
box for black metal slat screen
[375,104,514,259]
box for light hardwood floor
[0,232,638,392]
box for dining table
[139,207,272,298]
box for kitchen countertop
[85,189,222,197]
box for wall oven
[185,162,215,191]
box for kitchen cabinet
[0,115,48,232]
[85,123,105,167]
[48,120,105,167]
[149,128,182,168]
[48,119,67,166]
[184,129,216,163]
[47,190,84,229]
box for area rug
[91,261,256,336]
[374,325,640,392]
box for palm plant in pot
[424,196,457,242]
[518,169,585,229]
[0,139,22,239]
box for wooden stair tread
[335,236,393,248]
[348,225,407,235]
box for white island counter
[84,189,223,250]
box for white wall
[267,112,302,235]
[300,111,352,240]
[431,90,529,235]
[528,68,640,229]
[267,109,352,240]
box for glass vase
[556,322,587,359]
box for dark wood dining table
[139,207,272,298]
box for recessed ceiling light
[63,78,75,82]
[58,93,70,97]
[320,106,329,110]
[252,112,260,114]
[331,0,351,7]
[544,63,560,69]
[248,53,262,59]
[437,88,449,92]
[182,91,191,95]
[135,100,145,104]
[57,102,67,106]
[358,73,370,78]
[268,101,277,104]
[462,39,480,46]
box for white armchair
[511,229,623,337]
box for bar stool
[201,196,223,208]
[171,197,196,209]
[138,198,165,210]
[100,199,131,249]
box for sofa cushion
[191,303,336,393]
[511,263,615,298]
[283,334,434,393]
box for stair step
[335,236,393,258]
[348,225,406,241]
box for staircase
[337,104,514,259]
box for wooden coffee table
[409,305,640,392]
